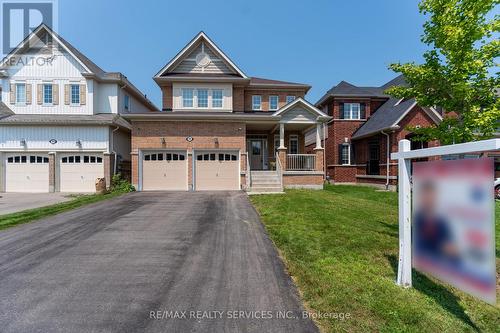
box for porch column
[315,123,323,149]
[277,122,287,170]
[279,123,285,149]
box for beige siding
[169,42,235,75]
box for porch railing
[287,154,316,171]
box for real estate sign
[412,158,496,305]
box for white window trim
[289,134,299,154]
[43,83,53,106]
[15,82,26,105]
[70,84,80,106]
[343,103,361,120]
[341,143,351,165]
[269,95,279,110]
[196,88,209,108]
[252,95,262,110]
[211,89,223,108]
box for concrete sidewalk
[0,192,73,215]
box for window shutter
[360,103,366,119]
[52,84,59,105]
[10,84,15,104]
[339,103,344,119]
[350,144,355,164]
[25,84,32,104]
[37,84,43,105]
[80,84,86,105]
[338,144,343,164]
[64,84,70,105]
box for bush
[110,173,135,193]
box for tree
[387,0,500,144]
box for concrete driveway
[0,192,72,215]
[0,191,317,333]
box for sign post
[396,139,412,287]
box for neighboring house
[124,32,330,192]
[0,24,157,193]
[306,76,442,188]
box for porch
[244,98,329,192]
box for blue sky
[58,0,428,107]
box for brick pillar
[48,152,56,192]
[240,152,247,189]
[103,153,115,189]
[277,148,287,170]
[131,151,139,189]
[314,148,324,172]
[188,152,193,191]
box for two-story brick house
[0,24,157,193]
[125,32,331,192]
[307,76,442,189]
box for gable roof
[0,102,14,119]
[315,75,408,107]
[351,97,442,140]
[154,31,247,79]
[1,24,158,111]
[273,97,330,121]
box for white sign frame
[391,138,500,288]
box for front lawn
[251,185,500,332]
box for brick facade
[131,121,247,187]
[309,95,441,186]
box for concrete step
[250,171,278,176]
[251,180,281,185]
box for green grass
[0,191,127,231]
[251,185,500,333]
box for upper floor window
[212,89,223,108]
[286,95,295,104]
[124,94,130,111]
[289,135,299,154]
[252,95,261,110]
[71,84,80,105]
[269,95,279,110]
[16,83,26,104]
[43,84,53,105]
[182,88,194,108]
[197,89,208,107]
[342,103,360,119]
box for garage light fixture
[76,139,82,148]
[160,137,166,145]
[214,137,219,148]
[20,138,26,147]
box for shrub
[110,173,135,193]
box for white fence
[391,138,500,288]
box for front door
[249,140,263,170]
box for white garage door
[5,154,49,192]
[142,151,188,191]
[195,151,239,191]
[59,154,104,192]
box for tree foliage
[387,0,500,144]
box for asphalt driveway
[0,191,317,333]
[0,192,72,215]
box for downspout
[323,122,327,180]
[381,130,390,190]
[111,126,120,175]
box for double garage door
[4,153,103,193]
[141,150,239,191]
